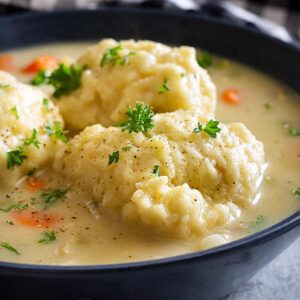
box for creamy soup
[0,42,299,265]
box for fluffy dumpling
[0,71,64,188]
[57,39,216,130]
[55,109,265,238]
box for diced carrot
[221,88,241,105]
[0,54,14,71]
[25,179,46,192]
[21,55,58,74]
[12,210,59,228]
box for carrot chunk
[221,88,241,105]
[25,179,46,192]
[0,54,14,71]
[22,55,58,74]
[12,210,59,228]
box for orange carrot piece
[0,54,14,71]
[12,210,59,228]
[221,88,241,105]
[21,55,58,74]
[25,179,46,192]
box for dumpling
[57,39,216,130]
[54,109,265,237]
[0,71,64,188]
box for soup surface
[0,42,299,265]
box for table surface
[225,238,300,300]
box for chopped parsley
[7,147,27,169]
[27,167,37,177]
[42,98,50,111]
[283,122,300,137]
[116,103,155,133]
[7,129,41,169]
[108,150,119,165]
[158,78,170,94]
[193,120,221,138]
[264,102,272,109]
[6,220,14,225]
[0,242,19,255]
[0,202,28,213]
[0,83,10,89]
[24,129,40,149]
[152,165,160,176]
[45,121,68,143]
[293,187,300,200]
[122,145,131,151]
[11,106,19,119]
[197,51,214,69]
[38,231,57,244]
[40,187,70,207]
[249,215,265,232]
[32,64,84,98]
[100,45,135,67]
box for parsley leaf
[0,242,19,255]
[38,231,57,244]
[45,121,68,143]
[24,129,40,149]
[6,220,14,225]
[31,70,48,86]
[116,103,155,133]
[11,106,19,119]
[293,187,300,200]
[40,187,70,207]
[264,102,272,109]
[193,122,203,133]
[197,52,214,69]
[42,98,50,111]
[108,150,119,165]
[7,147,27,169]
[193,120,221,138]
[158,78,170,94]
[122,145,131,151]
[152,165,160,176]
[204,120,222,138]
[0,83,10,89]
[32,64,84,98]
[0,202,28,213]
[100,45,135,67]
[283,122,300,137]
[27,168,37,177]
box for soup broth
[0,43,299,265]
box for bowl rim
[0,7,299,274]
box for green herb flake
[264,102,272,109]
[248,215,266,233]
[32,64,84,98]
[0,202,28,213]
[38,231,57,244]
[122,145,131,152]
[283,122,300,137]
[116,103,155,134]
[108,150,119,166]
[27,167,37,177]
[152,165,160,176]
[193,120,221,138]
[193,122,203,133]
[11,106,19,119]
[100,45,135,67]
[0,242,19,255]
[31,70,48,86]
[158,78,170,94]
[42,98,50,111]
[6,220,14,225]
[24,129,40,149]
[0,83,10,89]
[7,147,27,169]
[45,121,68,143]
[40,187,70,207]
[293,187,300,200]
[197,51,214,69]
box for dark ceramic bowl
[0,8,299,300]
